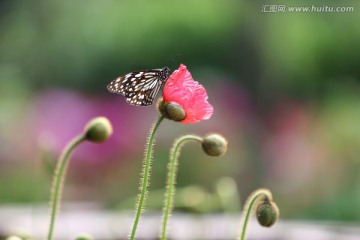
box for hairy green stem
[47,135,85,240]
[130,115,165,240]
[160,135,203,240]
[239,189,272,240]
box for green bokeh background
[1,0,360,224]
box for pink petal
[163,64,214,124]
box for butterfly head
[160,67,171,81]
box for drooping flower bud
[75,233,93,240]
[202,134,228,156]
[6,236,23,240]
[84,117,113,143]
[157,97,186,122]
[256,200,280,227]
[6,234,32,240]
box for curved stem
[239,189,272,240]
[47,135,85,240]
[160,135,203,240]
[130,115,165,240]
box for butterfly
[107,67,170,106]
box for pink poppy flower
[163,64,214,124]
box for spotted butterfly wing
[107,67,170,106]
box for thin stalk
[160,135,203,240]
[130,115,165,240]
[47,135,85,240]
[238,189,272,240]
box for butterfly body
[107,67,170,106]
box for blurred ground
[1,203,360,240]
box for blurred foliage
[0,0,360,224]
[0,0,240,91]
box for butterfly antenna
[171,53,182,64]
[166,53,182,82]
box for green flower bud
[6,232,33,240]
[6,234,33,240]
[75,233,93,240]
[157,97,167,116]
[256,200,280,227]
[166,102,186,121]
[84,117,113,143]
[202,134,228,156]
[6,236,23,240]
[157,97,186,122]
